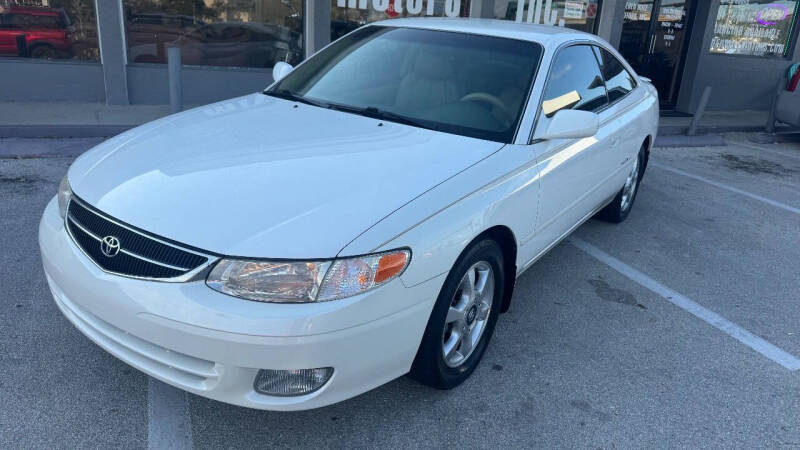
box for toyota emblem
[100,236,121,257]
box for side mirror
[535,109,599,141]
[272,61,294,83]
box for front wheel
[597,146,645,223]
[409,239,505,389]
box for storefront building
[1,0,798,114]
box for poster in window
[710,0,800,57]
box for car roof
[368,18,598,47]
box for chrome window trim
[64,197,218,283]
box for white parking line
[651,162,800,215]
[569,237,800,371]
[148,378,193,450]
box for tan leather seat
[395,51,460,113]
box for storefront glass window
[331,0,601,41]
[493,0,601,34]
[0,0,99,61]
[124,0,303,69]
[331,0,469,41]
[710,0,799,57]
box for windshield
[268,26,543,143]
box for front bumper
[39,197,443,410]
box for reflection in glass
[711,0,799,57]
[331,0,469,41]
[542,44,608,115]
[274,26,543,143]
[619,0,694,108]
[620,0,653,69]
[493,0,601,34]
[0,0,99,61]
[124,0,303,69]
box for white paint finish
[570,237,800,371]
[68,93,502,259]
[148,378,192,450]
[371,142,544,287]
[535,109,599,140]
[43,197,443,410]
[42,22,660,410]
[370,17,575,44]
[41,198,438,338]
[651,163,800,215]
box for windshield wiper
[264,89,330,109]
[327,104,440,132]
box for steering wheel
[460,92,513,127]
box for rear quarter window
[598,49,637,104]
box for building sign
[333,0,602,40]
[586,0,598,19]
[624,0,652,21]
[336,0,591,26]
[710,0,800,57]
[336,0,463,17]
[564,1,585,19]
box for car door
[595,46,646,191]
[0,13,21,55]
[522,43,617,262]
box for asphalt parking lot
[1,132,799,448]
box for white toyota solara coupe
[40,19,658,410]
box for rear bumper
[39,197,443,410]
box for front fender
[338,144,541,290]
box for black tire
[408,239,505,389]
[29,44,58,59]
[596,145,646,223]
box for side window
[541,45,608,117]
[599,49,637,103]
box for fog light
[253,368,333,396]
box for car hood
[69,93,504,258]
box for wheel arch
[467,225,518,313]
[641,135,652,177]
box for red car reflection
[0,5,71,58]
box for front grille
[66,197,210,280]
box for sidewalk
[0,102,178,138]
[0,100,796,140]
[658,110,780,135]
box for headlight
[57,174,71,219]
[206,249,410,303]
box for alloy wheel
[442,261,495,368]
[620,155,640,212]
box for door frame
[626,0,699,110]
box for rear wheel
[597,146,645,223]
[30,44,59,59]
[409,239,504,389]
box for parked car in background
[0,5,71,58]
[126,12,205,63]
[126,12,302,68]
[174,22,302,68]
[40,19,658,411]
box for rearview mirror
[535,109,599,141]
[272,61,294,83]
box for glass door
[620,0,695,109]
